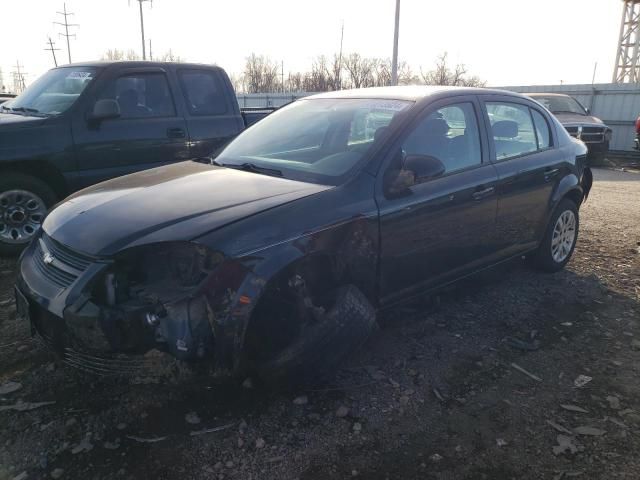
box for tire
[0,173,57,256]
[256,284,378,386]
[530,198,579,273]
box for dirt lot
[1,168,639,480]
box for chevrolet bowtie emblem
[43,252,55,265]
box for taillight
[635,117,640,134]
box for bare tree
[229,73,245,93]
[420,52,486,87]
[0,68,5,92]
[102,49,126,61]
[243,54,279,93]
[343,53,374,89]
[286,72,304,92]
[159,49,183,62]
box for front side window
[97,72,175,119]
[5,66,98,116]
[178,70,227,116]
[402,102,482,176]
[486,102,537,160]
[217,98,413,185]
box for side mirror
[403,154,446,182]
[89,99,120,123]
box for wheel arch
[0,160,68,200]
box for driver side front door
[376,97,499,305]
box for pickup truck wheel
[254,284,377,386]
[530,198,579,273]
[0,173,57,256]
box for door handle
[472,186,495,200]
[167,127,186,139]
[544,167,560,182]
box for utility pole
[337,20,344,90]
[148,38,153,61]
[281,60,284,93]
[11,60,26,94]
[133,0,153,60]
[391,0,401,86]
[55,3,78,64]
[45,37,61,67]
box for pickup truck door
[479,96,563,256]
[376,97,499,305]
[174,68,245,158]
[70,67,190,189]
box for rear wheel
[0,173,57,256]
[530,198,579,272]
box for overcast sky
[0,0,622,90]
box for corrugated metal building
[238,84,640,153]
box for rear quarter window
[178,69,228,116]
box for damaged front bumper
[16,233,251,375]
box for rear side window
[178,70,227,116]
[486,102,537,160]
[531,109,551,149]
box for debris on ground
[50,467,64,479]
[255,437,266,449]
[573,375,593,388]
[505,336,540,351]
[336,405,350,418]
[292,395,308,405]
[511,362,543,382]
[560,404,589,413]
[0,400,55,412]
[0,381,22,395]
[189,422,235,437]
[546,420,573,435]
[606,395,621,410]
[573,426,606,436]
[185,411,201,425]
[125,435,167,443]
[553,435,581,456]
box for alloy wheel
[0,189,47,245]
[551,210,576,263]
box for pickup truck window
[5,66,97,116]
[178,70,227,116]
[96,72,176,119]
[216,98,413,185]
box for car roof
[305,85,527,101]
[50,60,224,71]
[526,92,572,98]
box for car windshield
[216,98,413,185]
[532,95,586,115]
[4,66,98,116]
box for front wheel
[0,173,57,256]
[530,199,579,272]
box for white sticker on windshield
[66,71,93,79]
[369,100,411,113]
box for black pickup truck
[0,61,271,254]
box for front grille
[32,234,94,288]
[563,125,605,144]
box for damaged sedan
[15,86,592,383]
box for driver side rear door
[376,96,500,305]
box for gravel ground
[0,167,639,480]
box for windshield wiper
[11,106,42,114]
[223,162,283,177]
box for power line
[54,3,79,64]
[45,37,61,67]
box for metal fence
[238,83,640,152]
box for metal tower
[613,0,640,82]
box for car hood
[553,112,606,127]
[0,112,48,128]
[43,161,331,257]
